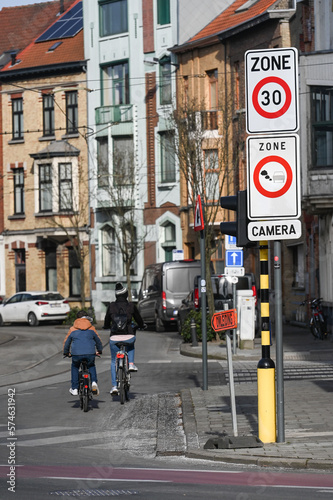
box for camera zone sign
[245,48,299,134]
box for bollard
[190,317,198,346]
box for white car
[0,291,70,327]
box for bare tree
[96,137,146,300]
[43,156,90,308]
[167,95,241,315]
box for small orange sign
[211,309,237,332]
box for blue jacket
[63,317,103,356]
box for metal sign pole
[232,282,237,355]
[200,229,208,390]
[274,240,285,442]
[224,303,238,437]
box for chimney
[60,0,64,14]
[10,53,16,66]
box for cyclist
[63,310,103,396]
[103,282,145,396]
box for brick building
[0,0,90,307]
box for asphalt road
[1,324,333,499]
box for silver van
[138,260,203,332]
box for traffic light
[220,190,254,248]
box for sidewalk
[180,324,333,470]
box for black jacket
[103,296,144,335]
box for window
[204,149,219,201]
[45,248,57,291]
[14,168,24,215]
[311,87,333,168]
[99,0,128,37]
[292,244,305,288]
[66,91,78,134]
[15,249,26,292]
[43,94,55,136]
[160,132,175,183]
[157,0,170,24]
[59,163,72,211]
[97,136,109,187]
[162,222,176,262]
[160,57,172,105]
[102,61,129,106]
[12,98,23,140]
[207,69,218,110]
[102,226,116,276]
[69,248,80,296]
[113,136,134,185]
[39,164,52,212]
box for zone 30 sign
[245,48,299,134]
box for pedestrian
[63,310,103,396]
[103,282,145,395]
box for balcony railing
[95,104,133,125]
[201,110,218,131]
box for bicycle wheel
[82,388,89,412]
[124,370,130,402]
[310,320,321,340]
[119,366,125,405]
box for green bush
[181,310,219,343]
[63,306,97,325]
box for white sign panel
[247,135,300,220]
[225,267,245,277]
[245,48,298,134]
[248,219,302,241]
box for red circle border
[252,76,292,119]
[253,155,293,198]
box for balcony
[95,105,133,125]
[201,110,218,131]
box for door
[2,294,24,322]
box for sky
[0,0,55,8]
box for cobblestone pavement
[180,325,333,469]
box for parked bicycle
[300,298,328,340]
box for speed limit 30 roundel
[245,48,299,134]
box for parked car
[177,273,258,334]
[0,291,70,327]
[138,260,214,332]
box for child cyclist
[63,310,103,396]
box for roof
[30,140,80,159]
[0,0,75,56]
[173,0,295,51]
[0,0,84,75]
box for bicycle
[115,341,132,405]
[78,358,93,412]
[113,323,145,405]
[65,354,100,412]
[300,298,328,340]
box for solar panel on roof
[36,2,83,43]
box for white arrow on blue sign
[225,249,243,267]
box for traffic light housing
[220,190,254,248]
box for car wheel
[0,314,3,327]
[155,313,165,333]
[28,312,39,327]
